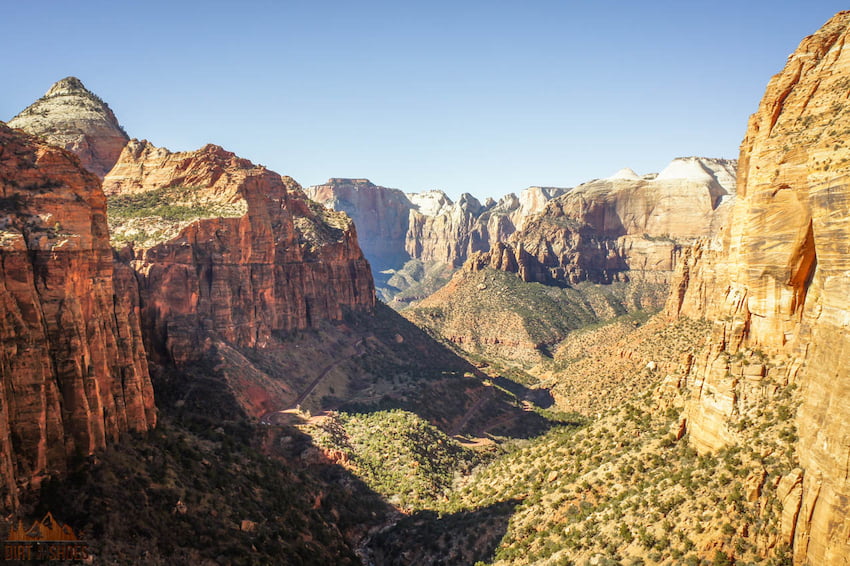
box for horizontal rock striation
[468,157,736,286]
[0,123,155,510]
[667,11,850,564]
[8,77,129,178]
[306,180,566,301]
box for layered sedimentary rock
[304,179,412,271]
[468,157,736,285]
[105,140,375,366]
[668,12,850,564]
[0,123,155,510]
[8,77,129,178]
[306,180,566,301]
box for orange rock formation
[668,12,850,564]
[0,124,155,510]
[104,140,376,366]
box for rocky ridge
[305,180,566,303]
[8,77,129,178]
[666,11,850,564]
[103,140,376,371]
[468,157,737,286]
[0,123,155,509]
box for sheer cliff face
[7,77,129,178]
[306,181,567,271]
[468,157,736,285]
[670,12,850,564]
[0,124,155,510]
[304,179,413,271]
[105,141,376,365]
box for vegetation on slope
[107,185,247,246]
[357,315,800,566]
[10,415,387,565]
[406,268,668,366]
[309,410,481,509]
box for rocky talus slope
[666,11,850,564]
[0,123,155,509]
[468,157,737,286]
[8,77,129,178]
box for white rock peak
[608,167,641,181]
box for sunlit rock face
[668,11,850,564]
[105,141,376,366]
[306,181,567,269]
[0,123,155,510]
[8,77,129,178]
[467,157,736,286]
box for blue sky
[3,1,847,199]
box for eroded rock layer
[104,140,376,367]
[469,157,736,286]
[306,180,566,302]
[668,12,850,564]
[0,123,155,509]
[8,77,129,178]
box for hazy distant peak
[608,167,641,180]
[656,157,738,194]
[408,190,452,216]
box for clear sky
[2,1,847,200]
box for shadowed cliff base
[365,500,522,566]
[7,412,386,564]
[152,302,555,444]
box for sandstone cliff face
[304,179,412,271]
[306,180,566,301]
[468,157,736,285]
[0,123,155,510]
[104,141,375,368]
[8,77,129,178]
[668,12,850,564]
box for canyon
[1,9,850,565]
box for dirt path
[260,339,364,425]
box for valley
[1,8,850,566]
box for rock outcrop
[468,157,737,285]
[0,123,155,510]
[305,179,413,271]
[667,11,850,564]
[8,77,129,178]
[306,180,566,302]
[104,140,376,367]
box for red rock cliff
[669,12,850,564]
[104,140,375,365]
[0,123,155,510]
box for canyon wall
[8,77,129,178]
[0,124,155,509]
[668,11,850,564]
[104,140,376,366]
[468,157,736,286]
[305,178,413,271]
[305,181,566,302]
